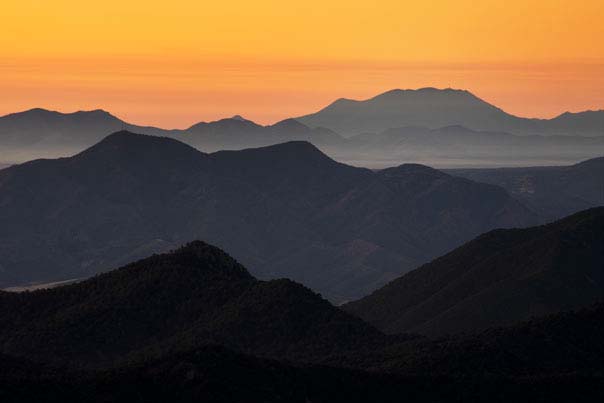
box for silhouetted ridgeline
[2,88,604,168]
[297,87,604,136]
[0,241,385,367]
[344,208,604,335]
[0,131,536,302]
[1,238,604,402]
[448,156,604,221]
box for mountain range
[344,207,604,335]
[341,125,604,168]
[0,108,343,164]
[0,131,535,302]
[448,156,604,221]
[2,88,603,168]
[0,241,382,367]
[297,87,604,136]
[1,237,603,402]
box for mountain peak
[124,240,253,280]
[270,118,311,134]
[187,116,263,132]
[5,107,116,119]
[95,130,155,144]
[72,108,116,118]
[248,140,328,158]
[76,131,205,163]
[371,87,473,101]
[209,140,341,178]
[91,130,197,150]
[297,87,506,135]
[380,163,448,179]
[216,140,331,162]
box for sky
[2,0,603,128]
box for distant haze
[1,88,603,169]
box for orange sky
[2,0,603,127]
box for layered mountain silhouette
[448,156,604,221]
[0,108,342,164]
[344,208,604,335]
[297,87,604,136]
[0,108,169,164]
[0,108,125,148]
[3,88,604,168]
[343,125,604,168]
[183,116,344,151]
[1,239,604,402]
[0,131,535,302]
[0,241,382,367]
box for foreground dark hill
[448,156,604,221]
[0,131,535,301]
[1,242,604,402]
[344,208,604,335]
[0,241,382,367]
[297,87,604,136]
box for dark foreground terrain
[1,223,603,402]
[345,207,604,335]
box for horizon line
[3,86,603,131]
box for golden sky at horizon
[2,0,603,127]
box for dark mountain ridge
[0,241,383,367]
[0,131,536,302]
[448,156,604,221]
[2,240,604,402]
[344,207,604,335]
[3,88,604,168]
[0,107,345,162]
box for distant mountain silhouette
[0,108,124,147]
[546,110,604,135]
[297,88,604,136]
[0,108,173,164]
[448,156,604,221]
[0,108,345,165]
[3,90,604,168]
[343,125,604,168]
[344,208,604,335]
[0,131,535,301]
[181,117,344,151]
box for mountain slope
[344,208,604,335]
[297,88,604,136]
[0,131,536,301]
[3,100,604,169]
[1,243,604,402]
[447,156,604,221]
[0,108,345,165]
[0,108,125,147]
[0,241,382,367]
[179,116,346,151]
